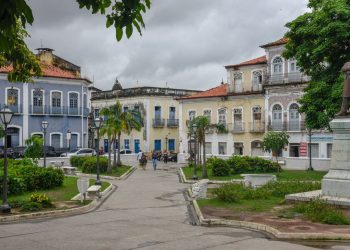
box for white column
[22,83,29,145]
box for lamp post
[94,117,102,185]
[192,123,198,180]
[41,121,49,168]
[308,128,314,171]
[165,135,168,151]
[0,106,14,213]
[66,129,71,155]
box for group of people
[137,150,169,170]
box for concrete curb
[0,183,116,224]
[190,189,350,241]
[179,168,242,185]
[75,166,136,181]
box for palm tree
[188,116,227,178]
[101,101,143,168]
[99,107,115,174]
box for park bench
[62,166,76,175]
[87,185,101,199]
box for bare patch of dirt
[201,205,350,234]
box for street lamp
[165,135,168,152]
[0,106,14,213]
[41,121,49,168]
[66,129,71,154]
[94,117,102,186]
[308,128,314,171]
[192,123,198,180]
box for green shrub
[213,183,244,202]
[20,201,42,212]
[227,156,281,174]
[210,157,230,176]
[294,199,350,225]
[70,156,91,169]
[82,157,108,173]
[263,181,321,197]
[0,175,26,195]
[30,193,53,208]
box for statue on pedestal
[337,62,350,116]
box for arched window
[33,89,44,114]
[234,73,243,92]
[272,104,283,130]
[7,88,19,113]
[203,110,211,123]
[52,91,62,114]
[289,58,299,72]
[252,106,261,121]
[289,103,300,131]
[218,108,227,126]
[252,71,262,91]
[252,106,262,131]
[233,108,243,131]
[188,110,196,121]
[69,92,78,115]
[272,57,283,74]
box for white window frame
[31,88,45,113]
[271,55,284,75]
[5,87,21,108]
[50,132,63,148]
[67,91,80,114]
[217,108,227,126]
[50,90,63,114]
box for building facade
[0,48,91,149]
[91,81,200,153]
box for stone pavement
[0,163,349,250]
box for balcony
[28,105,90,117]
[268,121,306,132]
[153,118,165,128]
[265,72,310,85]
[0,104,22,114]
[250,121,265,133]
[167,119,179,128]
[230,122,245,133]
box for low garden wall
[284,157,331,171]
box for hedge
[70,156,91,169]
[81,157,108,173]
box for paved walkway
[0,163,348,249]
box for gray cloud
[26,0,309,91]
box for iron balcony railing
[153,118,165,128]
[265,72,311,85]
[249,121,265,133]
[268,121,306,132]
[29,105,90,117]
[167,119,179,127]
[229,122,245,133]
[0,104,23,114]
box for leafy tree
[283,0,350,128]
[24,135,44,164]
[0,0,151,83]
[262,131,289,162]
[99,108,115,174]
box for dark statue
[337,62,350,116]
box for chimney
[36,48,54,65]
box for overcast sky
[26,0,308,91]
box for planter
[241,174,276,188]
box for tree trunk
[202,135,208,178]
[107,139,112,174]
[117,132,122,166]
[113,136,117,168]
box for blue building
[0,48,91,150]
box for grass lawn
[100,165,132,177]
[6,176,111,203]
[182,167,327,181]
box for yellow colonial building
[178,56,268,163]
[91,80,200,154]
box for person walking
[137,150,143,168]
[163,150,168,164]
[152,150,158,170]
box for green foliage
[81,156,108,173]
[1,0,150,83]
[294,199,350,225]
[0,165,64,196]
[29,193,53,208]
[20,201,42,212]
[24,135,43,164]
[262,132,289,158]
[214,181,321,203]
[210,157,230,176]
[228,156,281,174]
[70,156,91,169]
[284,0,350,128]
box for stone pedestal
[191,179,209,199]
[241,174,276,188]
[322,117,350,198]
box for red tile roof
[0,64,90,82]
[260,37,289,48]
[225,55,267,69]
[179,83,228,100]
